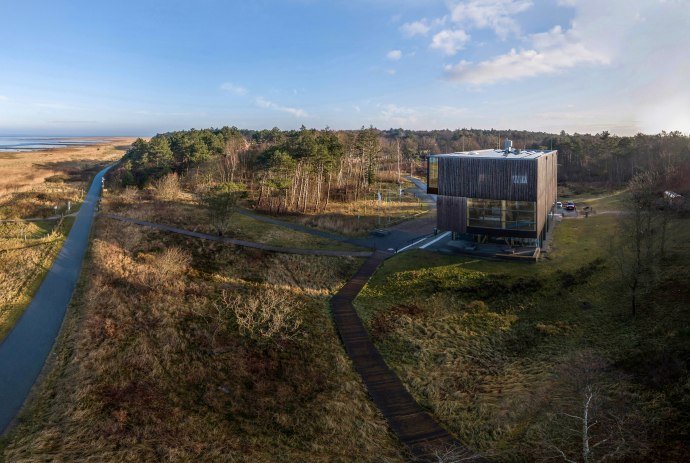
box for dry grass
[355,213,690,462]
[0,139,133,198]
[0,139,132,339]
[0,219,72,340]
[102,187,365,252]
[1,203,405,461]
[267,180,430,237]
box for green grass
[558,185,628,213]
[356,213,690,461]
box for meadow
[355,208,690,462]
[102,186,365,252]
[0,182,406,462]
[284,179,431,237]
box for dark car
[565,201,576,211]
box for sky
[0,0,689,136]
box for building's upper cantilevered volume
[427,139,557,245]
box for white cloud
[0,95,7,102]
[400,17,447,37]
[401,20,431,37]
[386,49,402,61]
[430,29,470,55]
[255,97,308,118]
[220,82,247,95]
[446,25,607,84]
[379,104,419,126]
[375,103,470,128]
[387,69,397,75]
[450,0,533,39]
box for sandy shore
[0,137,135,196]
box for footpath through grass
[103,190,367,252]
[355,213,690,462]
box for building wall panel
[437,157,538,201]
[535,152,558,234]
[437,195,467,232]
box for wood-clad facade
[429,150,557,242]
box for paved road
[406,176,437,203]
[0,165,111,434]
[102,214,374,258]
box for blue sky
[0,0,688,136]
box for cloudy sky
[0,0,688,136]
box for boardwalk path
[0,165,112,434]
[102,214,373,258]
[330,251,488,461]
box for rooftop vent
[503,137,513,153]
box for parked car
[565,201,576,211]
[556,201,563,208]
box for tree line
[113,126,690,215]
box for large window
[427,157,438,192]
[467,199,536,231]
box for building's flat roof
[431,149,556,160]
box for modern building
[427,139,557,246]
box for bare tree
[612,169,664,316]
[540,351,646,463]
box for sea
[0,136,108,153]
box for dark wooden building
[427,147,557,245]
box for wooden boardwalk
[102,214,373,258]
[330,251,490,461]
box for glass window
[467,199,536,231]
[428,157,438,190]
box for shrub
[201,182,247,234]
[465,300,489,312]
[153,247,191,279]
[119,185,139,203]
[216,287,303,346]
[153,173,182,201]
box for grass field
[259,178,430,237]
[0,139,132,201]
[0,188,405,462]
[356,212,690,462]
[102,188,366,252]
[0,139,133,340]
